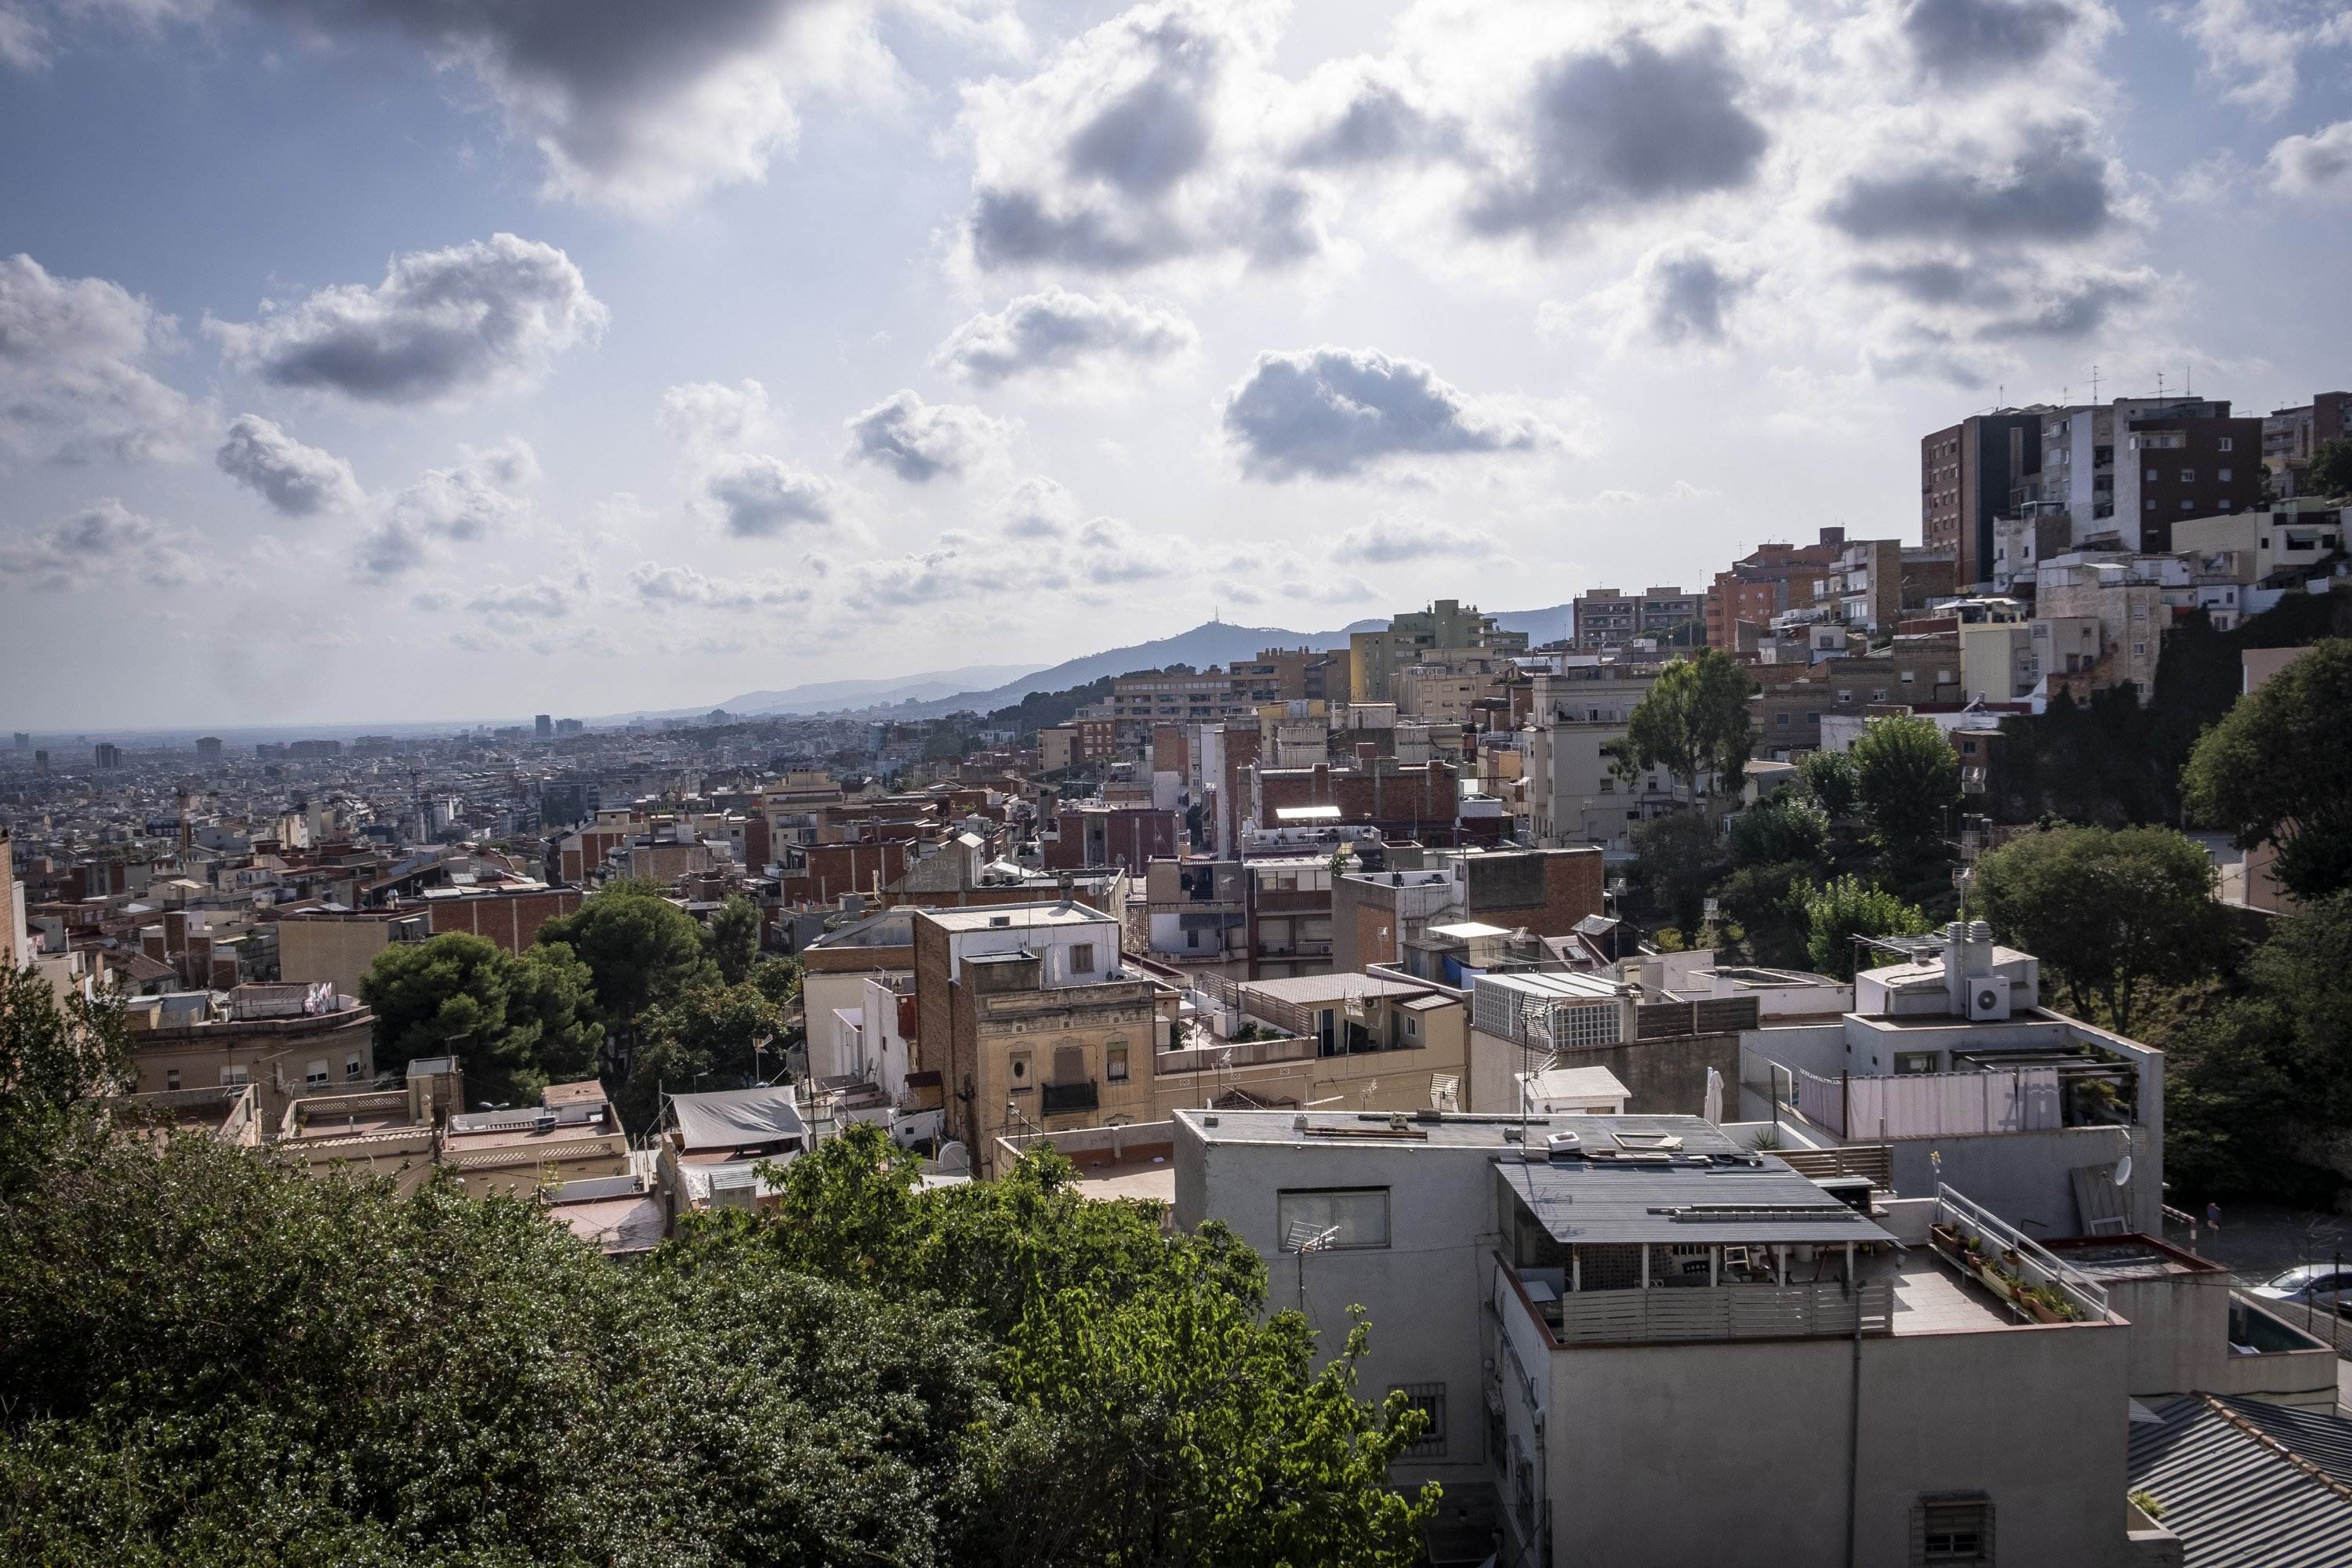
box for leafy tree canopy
[1974,824,2228,1036]
[358,931,603,1106]
[1852,715,1962,860]
[1628,810,1731,940]
[2310,437,2352,501]
[1805,874,1932,979]
[2184,638,2352,904]
[1614,649,1755,800]
[535,879,719,1032]
[1796,748,1859,819]
[2165,892,2352,1200]
[703,894,763,987]
[0,963,133,1192]
[0,1123,1436,1568]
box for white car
[2250,1265,2352,1313]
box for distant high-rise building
[10,732,27,751]
[33,750,49,777]
[535,713,554,739]
[1349,601,1526,702]
[194,735,223,763]
[1570,586,1701,652]
[1922,408,2046,590]
[555,718,585,736]
[93,742,122,770]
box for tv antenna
[2089,362,2100,403]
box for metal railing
[1935,1183,2111,1319]
[1041,1081,1099,1116]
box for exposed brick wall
[426,888,585,953]
[1462,848,1605,937]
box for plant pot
[1930,1223,1962,1255]
[2025,1297,2063,1324]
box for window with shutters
[1914,1494,1992,1565]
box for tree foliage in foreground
[1851,714,1962,862]
[535,879,720,1034]
[0,1114,1433,1567]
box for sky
[2,0,2348,730]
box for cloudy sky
[4,0,2347,728]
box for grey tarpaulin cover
[670,1087,808,1150]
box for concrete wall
[1173,1116,1501,1496]
[1546,1321,2132,1567]
[1472,1029,1739,1118]
[1886,1125,2160,1236]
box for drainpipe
[1846,1257,1864,1568]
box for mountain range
[806,602,1580,720]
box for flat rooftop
[921,903,1112,931]
[1239,973,1439,1005]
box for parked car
[2250,1265,2352,1313]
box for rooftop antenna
[2156,368,2165,400]
[2090,362,2100,403]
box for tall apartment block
[1569,586,1700,652]
[1922,409,2045,590]
[1704,528,1846,649]
[1349,601,1526,702]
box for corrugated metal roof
[2129,1395,2352,1566]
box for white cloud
[2165,0,2352,117]
[843,388,1014,482]
[0,5,48,69]
[627,561,809,610]
[354,437,538,579]
[988,474,1082,537]
[1220,345,1558,481]
[702,452,837,537]
[0,496,207,590]
[658,378,777,452]
[468,575,586,619]
[2267,119,2352,198]
[956,0,1328,276]
[209,233,605,405]
[1333,515,1497,564]
[0,252,209,463]
[931,285,1198,386]
[213,413,363,516]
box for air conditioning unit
[1967,978,2011,1021]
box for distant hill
[892,602,1578,718]
[703,664,1044,717]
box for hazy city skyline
[5,0,2348,728]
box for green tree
[2184,638,2352,904]
[746,954,803,1010]
[1805,874,1932,979]
[703,894,763,987]
[2165,892,2352,1199]
[1852,715,1962,860]
[2310,436,2352,499]
[673,1125,1436,1566]
[535,879,719,1034]
[0,1123,1435,1567]
[1628,811,1731,938]
[1614,648,1755,799]
[1716,797,1834,968]
[358,933,604,1105]
[617,981,788,1131]
[1797,747,1860,819]
[1973,825,2228,1036]
[0,963,132,1185]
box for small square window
[1068,942,1096,975]
[165,1068,181,1091]
[2220,437,2234,452]
[2218,466,2232,482]
[1915,1496,1991,1564]
[2180,467,2196,483]
[1106,1045,1129,1081]
[1391,1382,1448,1458]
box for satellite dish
[2111,1152,2132,1186]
